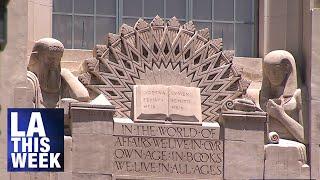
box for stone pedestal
[70,105,223,180]
[264,139,310,179]
[220,111,267,180]
[70,103,115,180]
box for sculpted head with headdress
[28,38,64,93]
[260,50,297,109]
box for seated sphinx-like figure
[247,50,304,144]
[246,50,309,176]
[27,38,90,108]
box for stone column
[27,0,52,57]
[308,8,320,180]
[0,1,53,179]
[259,0,303,60]
[220,111,267,180]
[70,103,115,180]
[0,0,29,179]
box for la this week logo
[7,108,64,172]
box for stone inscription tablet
[133,85,202,123]
[113,122,223,179]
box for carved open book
[133,85,202,123]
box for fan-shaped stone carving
[79,16,249,122]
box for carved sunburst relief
[78,16,249,122]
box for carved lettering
[113,122,223,179]
[117,124,218,139]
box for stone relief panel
[79,16,250,122]
[113,120,223,179]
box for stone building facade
[0,0,320,179]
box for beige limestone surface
[0,1,29,179]
[71,104,115,176]
[61,49,92,76]
[27,0,52,57]
[113,119,223,179]
[221,112,266,180]
[264,139,310,179]
[134,85,202,123]
[1,1,320,179]
[301,5,320,179]
[133,85,169,121]
[168,86,202,122]
[233,57,262,83]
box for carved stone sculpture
[78,16,249,122]
[27,38,90,108]
[247,50,304,143]
[246,50,309,179]
[221,98,262,112]
[268,131,280,144]
[133,85,202,123]
[26,71,43,108]
[63,15,311,179]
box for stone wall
[0,1,319,180]
[0,1,29,179]
[0,0,53,179]
[259,0,303,60]
[27,0,52,58]
[308,8,320,180]
[61,49,93,76]
[233,57,262,89]
[221,112,266,179]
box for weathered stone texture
[72,133,113,174]
[310,100,320,179]
[71,106,114,135]
[72,173,112,180]
[29,172,52,180]
[310,9,320,100]
[221,113,266,179]
[113,120,223,179]
[310,143,320,179]
[0,1,29,178]
[10,173,31,180]
[308,8,320,180]
[71,104,115,175]
[133,85,202,123]
[64,136,72,173]
[264,140,310,179]
[233,57,263,83]
[168,86,202,122]
[56,172,72,180]
[133,85,169,121]
[79,16,249,122]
